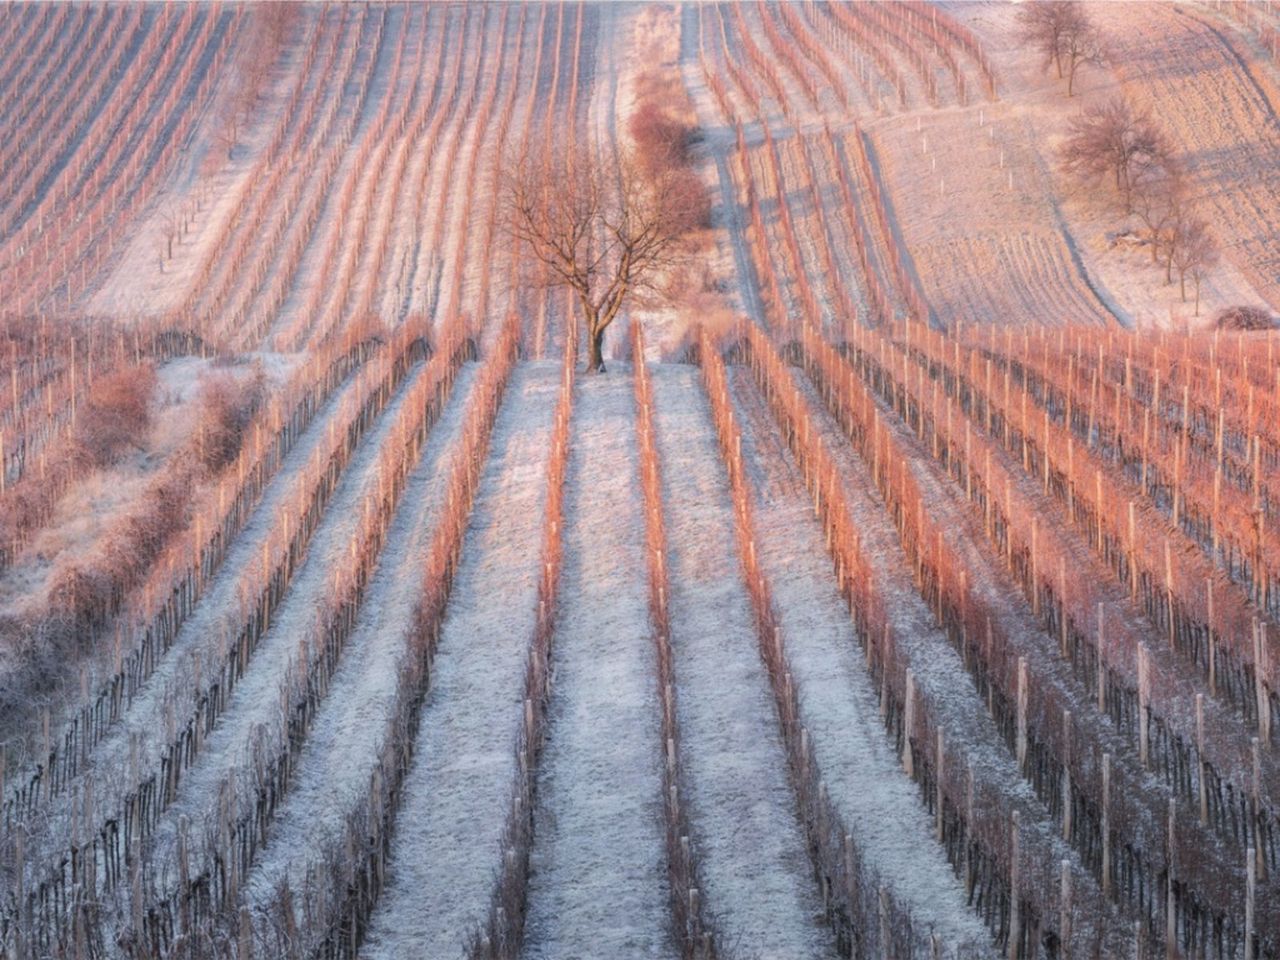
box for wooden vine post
[1059,861,1072,960]
[1137,644,1151,769]
[1008,810,1021,960]
[1016,657,1028,775]
[902,669,916,778]
[1102,753,1112,899]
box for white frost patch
[244,362,482,901]
[650,364,836,959]
[360,362,561,960]
[521,368,671,960]
[728,369,993,952]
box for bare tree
[1061,16,1107,97]
[1159,192,1192,284]
[160,205,180,261]
[1170,214,1218,312]
[216,120,240,163]
[1016,1,1105,95]
[1016,0,1082,78]
[1130,161,1184,264]
[1059,97,1170,211]
[504,144,700,373]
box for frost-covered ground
[650,364,837,960]
[521,369,671,960]
[361,363,561,960]
[245,362,481,902]
[16,362,369,870]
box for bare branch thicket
[504,143,703,373]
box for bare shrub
[629,65,714,307]
[195,365,266,472]
[630,100,695,173]
[1213,304,1277,330]
[46,562,113,637]
[74,363,157,467]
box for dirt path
[520,370,670,960]
[359,362,561,960]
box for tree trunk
[586,324,607,374]
[1194,278,1201,317]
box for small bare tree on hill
[504,144,700,373]
[1060,97,1170,211]
[1017,0,1080,78]
[1018,0,1106,95]
[1130,160,1184,263]
[1061,18,1106,96]
[1170,213,1218,313]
